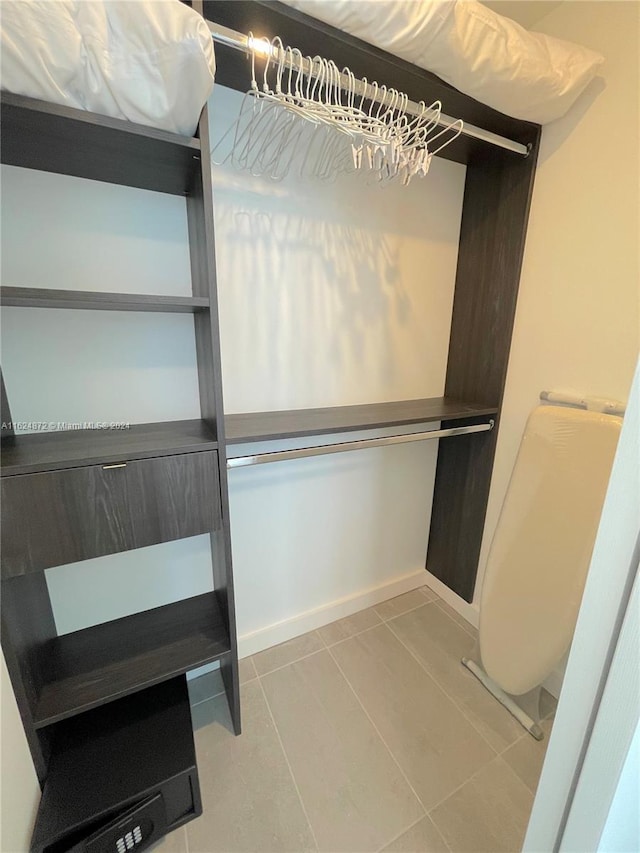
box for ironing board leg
[461,657,544,740]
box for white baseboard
[423,570,480,629]
[200,568,565,701]
[237,569,428,658]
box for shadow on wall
[210,165,462,412]
[208,85,465,413]
[538,77,606,162]
[214,170,404,375]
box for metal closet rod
[227,420,494,469]
[207,21,529,158]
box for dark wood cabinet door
[1,465,131,577]
[1,452,220,577]
[127,452,221,550]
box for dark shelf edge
[34,648,229,729]
[0,92,201,151]
[0,419,218,478]
[225,396,498,444]
[33,592,231,729]
[1,287,210,313]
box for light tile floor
[157,587,555,853]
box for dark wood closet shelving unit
[225,398,498,444]
[204,0,541,605]
[1,286,211,313]
[0,7,240,828]
[30,677,202,853]
[32,591,229,728]
[0,91,201,195]
[1,0,541,849]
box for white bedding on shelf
[1,0,216,136]
[281,0,604,124]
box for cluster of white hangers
[212,35,463,185]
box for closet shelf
[1,287,210,313]
[224,397,497,444]
[33,592,230,729]
[0,92,201,196]
[0,419,218,477]
[31,678,199,853]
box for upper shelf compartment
[225,397,497,444]
[0,92,202,195]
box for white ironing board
[479,405,622,698]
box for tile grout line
[376,600,433,622]
[182,825,190,853]
[189,688,226,708]
[497,729,529,756]
[383,614,502,757]
[243,591,438,677]
[426,753,533,820]
[253,646,326,679]
[374,813,452,853]
[433,599,477,638]
[420,589,439,605]
[318,591,434,649]
[319,620,384,649]
[323,642,429,821]
[255,674,320,853]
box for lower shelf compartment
[33,592,230,728]
[31,677,201,853]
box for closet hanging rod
[207,21,529,158]
[227,420,494,469]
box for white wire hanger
[211,34,463,186]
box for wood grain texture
[0,92,201,195]
[31,677,201,852]
[225,398,497,444]
[1,451,221,576]
[128,451,221,549]
[2,465,106,576]
[1,286,210,313]
[187,92,242,735]
[427,141,541,601]
[202,1,539,165]
[1,574,57,782]
[444,146,541,407]
[33,593,230,728]
[0,419,217,477]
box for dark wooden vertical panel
[427,419,499,601]
[186,49,241,732]
[1,573,57,783]
[427,139,540,601]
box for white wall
[211,86,466,644]
[474,0,640,625]
[1,655,40,853]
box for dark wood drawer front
[1,466,131,576]
[127,452,221,550]
[1,452,220,577]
